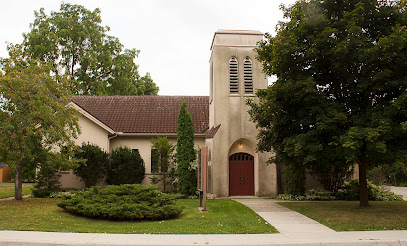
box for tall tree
[21,3,158,95]
[176,101,197,196]
[248,0,407,207]
[0,48,80,200]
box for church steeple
[206,30,277,197]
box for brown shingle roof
[206,124,221,139]
[72,96,209,134]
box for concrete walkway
[386,186,407,201]
[234,198,335,234]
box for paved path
[386,186,407,201]
[234,198,335,234]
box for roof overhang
[68,102,115,135]
[114,132,207,138]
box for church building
[61,30,279,197]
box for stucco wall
[74,114,109,151]
[208,30,278,197]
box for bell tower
[206,30,278,197]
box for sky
[0,0,298,96]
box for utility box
[0,164,11,182]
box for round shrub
[73,143,109,188]
[107,147,145,185]
[57,184,183,220]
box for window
[229,57,239,94]
[132,149,139,153]
[151,149,159,173]
[243,57,253,94]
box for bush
[312,162,353,194]
[283,163,306,195]
[277,188,336,201]
[367,166,388,185]
[73,143,109,188]
[32,157,62,198]
[337,179,403,201]
[385,162,407,186]
[57,184,183,220]
[107,147,145,185]
[32,152,79,198]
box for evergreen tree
[176,101,197,196]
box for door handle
[239,176,245,184]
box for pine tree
[176,101,197,196]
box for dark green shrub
[283,163,306,195]
[57,184,183,220]
[385,162,407,186]
[337,179,403,201]
[312,162,353,194]
[32,155,62,198]
[73,143,109,188]
[107,147,145,185]
[367,166,388,185]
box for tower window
[243,57,253,94]
[229,57,239,94]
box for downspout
[107,132,123,152]
[108,133,118,153]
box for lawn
[279,201,407,231]
[0,183,33,199]
[0,198,276,234]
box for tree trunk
[15,163,23,200]
[358,160,370,207]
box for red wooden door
[229,152,254,196]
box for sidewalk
[1,230,407,245]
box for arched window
[229,57,239,94]
[243,57,253,94]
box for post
[201,147,208,211]
[198,149,202,207]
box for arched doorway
[229,152,254,196]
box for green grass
[0,183,33,199]
[0,198,276,234]
[279,201,407,231]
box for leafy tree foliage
[21,3,158,95]
[0,48,80,200]
[107,147,145,185]
[248,0,407,207]
[73,143,109,188]
[176,101,197,196]
[150,137,177,192]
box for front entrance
[229,152,254,196]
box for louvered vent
[243,57,253,94]
[229,57,239,94]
